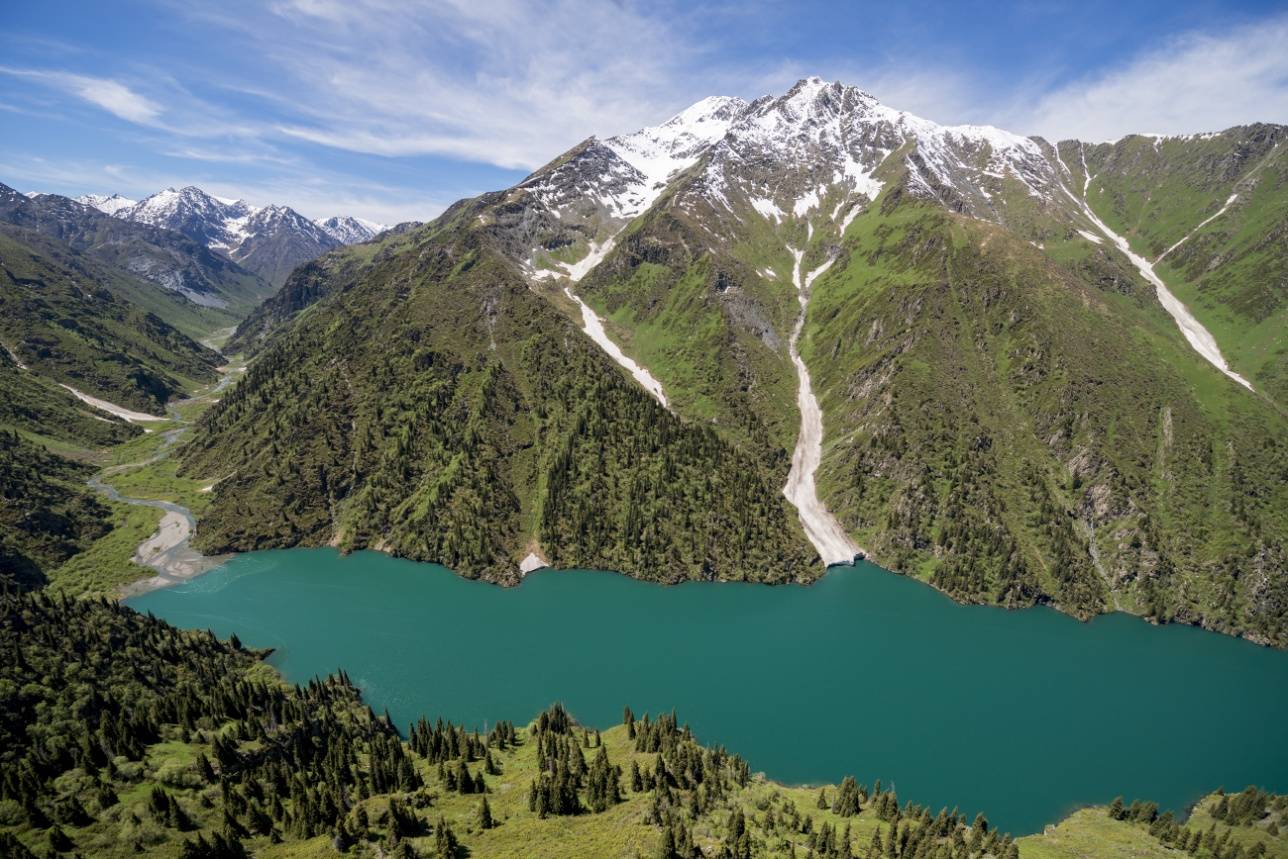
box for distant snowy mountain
[73,185,380,285]
[315,215,386,244]
[77,193,138,215]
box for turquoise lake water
[129,548,1288,835]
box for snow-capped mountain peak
[63,184,384,284]
[599,94,749,216]
[76,192,137,215]
[315,215,386,244]
[517,77,1081,284]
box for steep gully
[1062,145,1253,390]
[550,234,860,567]
[785,248,863,566]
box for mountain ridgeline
[184,78,1287,645]
[83,185,387,287]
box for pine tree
[47,824,73,852]
[478,796,494,830]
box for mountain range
[182,77,1288,646]
[77,185,386,285]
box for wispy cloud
[0,67,162,123]
[189,0,734,169]
[1008,15,1288,141]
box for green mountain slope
[1070,127,1288,403]
[5,590,1287,858]
[0,231,221,416]
[181,205,815,583]
[225,223,425,355]
[0,432,111,590]
[806,193,1288,643]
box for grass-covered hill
[0,230,222,416]
[1073,127,1288,404]
[181,205,816,584]
[3,589,1286,859]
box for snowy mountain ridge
[79,185,385,252]
[70,185,387,285]
[514,76,1088,285]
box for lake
[128,548,1288,835]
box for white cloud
[0,67,162,123]
[1009,16,1288,141]
[197,0,733,169]
[69,76,162,123]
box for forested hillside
[182,205,816,583]
[0,435,112,591]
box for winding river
[89,355,241,595]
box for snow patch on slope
[750,197,784,222]
[60,385,166,422]
[1071,191,1253,390]
[563,285,668,407]
[1155,194,1238,263]
[783,247,862,566]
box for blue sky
[2,0,1286,224]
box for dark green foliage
[0,590,407,854]
[0,431,111,589]
[183,220,814,585]
[832,775,864,817]
[1213,786,1273,826]
[1108,787,1284,859]
[179,831,249,859]
[586,746,622,812]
